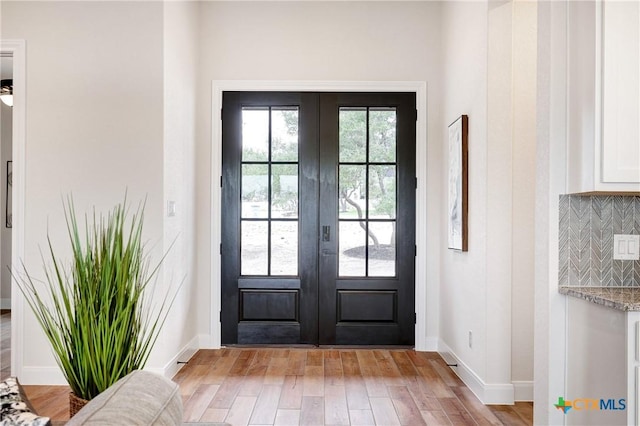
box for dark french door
[221,92,416,345]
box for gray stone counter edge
[559,286,640,311]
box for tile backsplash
[559,195,640,287]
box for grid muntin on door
[338,106,398,278]
[240,106,300,277]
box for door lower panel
[337,290,397,323]
[240,289,299,322]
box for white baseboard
[20,367,67,385]
[420,336,439,351]
[147,334,202,379]
[437,344,458,366]
[513,380,534,401]
[438,339,515,405]
[20,334,203,385]
[198,334,222,350]
[1,298,10,309]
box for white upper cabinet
[567,0,640,193]
[601,1,640,186]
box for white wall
[534,0,569,424]
[440,0,535,404]
[486,0,514,390]
[157,0,200,374]
[439,0,490,392]
[194,1,445,345]
[566,1,596,194]
[510,0,536,397]
[0,70,11,309]
[1,1,168,383]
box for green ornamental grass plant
[17,197,175,401]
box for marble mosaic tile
[559,195,640,287]
[558,195,570,286]
[636,196,640,285]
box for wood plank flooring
[22,348,532,425]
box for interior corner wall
[486,0,514,389]
[511,0,536,394]
[1,1,165,383]
[194,1,445,344]
[158,0,200,374]
[440,0,536,403]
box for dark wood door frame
[214,81,424,350]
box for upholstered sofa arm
[66,370,182,426]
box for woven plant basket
[69,392,89,417]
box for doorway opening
[221,92,416,346]
[0,39,25,380]
[209,81,430,350]
[0,52,13,381]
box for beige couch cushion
[66,370,182,426]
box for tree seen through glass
[338,107,397,277]
[239,106,398,277]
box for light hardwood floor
[22,348,532,425]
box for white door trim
[1,39,26,378]
[209,80,430,350]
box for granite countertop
[559,286,640,311]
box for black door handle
[322,225,331,242]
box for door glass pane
[339,221,366,277]
[369,108,396,163]
[339,108,366,162]
[339,165,366,219]
[369,165,396,219]
[271,221,298,275]
[368,221,395,277]
[242,108,269,161]
[241,221,268,275]
[240,106,301,277]
[271,164,298,218]
[272,108,299,162]
[242,164,268,218]
[338,106,400,278]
